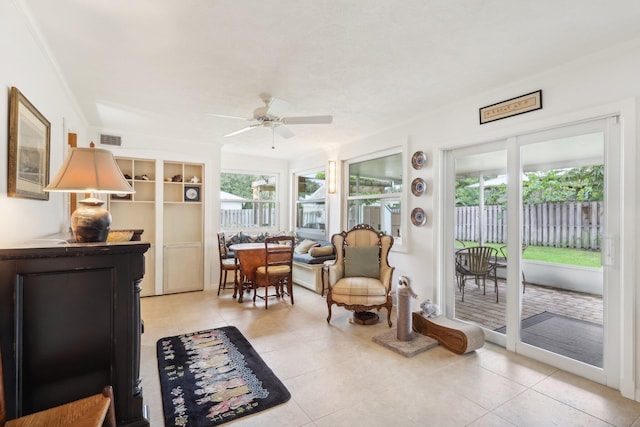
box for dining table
[229,242,282,302]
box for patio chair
[494,243,528,293]
[456,246,499,302]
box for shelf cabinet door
[163,243,203,294]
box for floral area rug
[157,326,291,426]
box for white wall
[0,0,88,247]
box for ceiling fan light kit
[212,96,333,144]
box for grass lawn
[456,241,602,268]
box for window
[220,172,277,229]
[347,152,403,239]
[295,169,327,237]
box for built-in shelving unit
[109,157,156,297]
[109,158,205,296]
[162,161,204,294]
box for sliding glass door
[513,118,620,384]
[444,116,620,385]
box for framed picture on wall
[8,87,51,200]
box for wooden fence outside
[221,209,275,229]
[455,202,603,249]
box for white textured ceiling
[20,0,640,160]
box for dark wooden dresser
[0,241,150,426]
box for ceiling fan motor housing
[253,106,271,120]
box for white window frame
[294,167,328,240]
[344,147,406,248]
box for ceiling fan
[209,95,333,140]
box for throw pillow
[295,239,319,254]
[309,245,334,257]
[344,246,380,278]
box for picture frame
[8,87,51,200]
[184,185,201,202]
[479,90,542,124]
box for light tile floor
[141,286,640,427]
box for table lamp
[45,145,134,242]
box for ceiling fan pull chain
[272,127,276,149]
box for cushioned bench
[292,238,334,294]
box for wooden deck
[454,279,603,331]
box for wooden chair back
[217,232,228,261]
[262,235,294,278]
[253,235,294,308]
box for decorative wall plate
[411,151,427,169]
[411,207,427,226]
[411,178,426,196]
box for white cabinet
[109,158,205,296]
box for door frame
[510,117,615,386]
[439,99,636,399]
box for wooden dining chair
[0,347,116,427]
[253,235,295,309]
[217,232,241,295]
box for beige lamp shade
[45,147,134,194]
[45,147,134,243]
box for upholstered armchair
[325,224,395,327]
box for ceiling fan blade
[281,115,333,125]
[266,98,289,118]
[273,124,295,139]
[224,124,261,137]
[207,113,252,120]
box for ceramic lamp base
[71,197,112,243]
